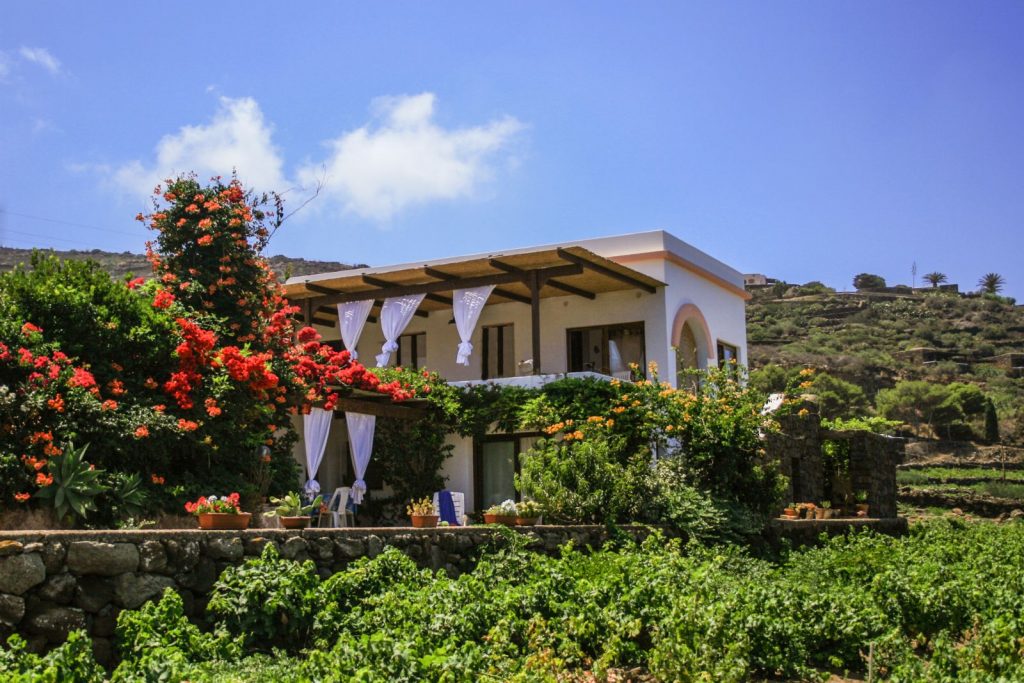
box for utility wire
[0,209,143,238]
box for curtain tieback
[456,341,473,366]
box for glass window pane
[480,440,516,509]
[608,325,645,379]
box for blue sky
[2,2,1022,299]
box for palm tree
[978,273,1006,294]
[923,272,947,288]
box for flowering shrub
[0,174,414,521]
[184,492,242,515]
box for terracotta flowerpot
[515,516,540,526]
[857,503,870,516]
[279,516,310,529]
[815,508,826,520]
[484,513,516,525]
[198,512,251,530]
[410,514,439,528]
[782,507,798,518]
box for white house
[283,230,749,514]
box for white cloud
[112,96,287,198]
[19,47,61,75]
[106,92,522,221]
[298,93,523,220]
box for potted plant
[820,500,834,519]
[515,500,543,526]
[484,499,518,525]
[797,502,816,519]
[782,503,798,519]
[855,490,870,517]
[266,492,323,529]
[185,492,251,530]
[406,497,439,528]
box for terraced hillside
[747,284,1024,434]
[0,246,357,282]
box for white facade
[287,230,749,514]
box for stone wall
[0,525,658,663]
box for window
[473,435,539,510]
[396,332,426,369]
[717,341,739,371]
[567,322,645,379]
[482,324,515,379]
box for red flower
[36,472,53,487]
[47,394,65,413]
[69,368,96,389]
[14,492,30,503]
[150,474,165,485]
[152,289,176,310]
[197,234,214,246]
[177,418,199,432]
[127,277,145,290]
[134,425,150,439]
[21,322,42,336]
[101,399,118,411]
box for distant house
[283,231,750,513]
[744,273,778,288]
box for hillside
[0,246,359,282]
[746,282,1024,442]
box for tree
[923,272,947,288]
[853,273,886,290]
[978,273,1006,294]
[985,399,1000,444]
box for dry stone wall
[0,525,658,663]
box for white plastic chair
[320,486,354,528]
[433,491,467,526]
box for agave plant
[34,442,108,522]
[267,491,322,517]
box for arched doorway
[671,303,713,387]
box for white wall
[294,229,749,509]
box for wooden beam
[363,275,451,308]
[424,266,532,305]
[303,265,581,307]
[359,277,428,318]
[331,397,430,420]
[529,269,541,374]
[556,248,657,294]
[489,259,594,299]
[304,282,343,296]
[311,316,334,327]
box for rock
[279,536,308,560]
[67,542,139,576]
[244,536,272,556]
[366,535,384,558]
[91,604,120,638]
[0,594,26,625]
[309,537,334,562]
[91,637,114,668]
[176,557,217,593]
[74,576,114,613]
[1010,509,1024,520]
[205,537,243,561]
[139,541,168,573]
[113,573,177,609]
[0,540,24,557]
[38,573,77,604]
[335,538,365,558]
[165,538,200,570]
[24,606,86,643]
[23,542,43,554]
[0,553,47,595]
[41,543,66,575]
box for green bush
[207,543,321,650]
[0,631,105,682]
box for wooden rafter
[488,258,595,300]
[556,248,657,293]
[423,267,532,305]
[360,276,429,317]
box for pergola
[284,245,665,375]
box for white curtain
[453,285,495,365]
[375,294,426,367]
[345,412,376,505]
[302,408,333,496]
[337,300,374,360]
